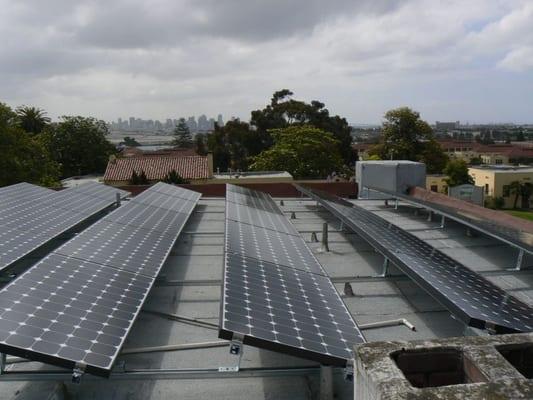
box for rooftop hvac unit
[355,161,426,199]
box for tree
[129,170,149,185]
[194,133,208,156]
[0,102,59,186]
[509,181,522,209]
[509,181,533,209]
[207,119,259,171]
[521,182,533,209]
[173,118,193,148]
[470,156,483,165]
[41,116,116,178]
[369,107,448,173]
[163,169,189,184]
[443,159,474,187]
[122,136,141,147]
[129,170,140,185]
[250,90,355,164]
[16,106,51,135]
[249,125,345,179]
[138,170,149,184]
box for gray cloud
[0,0,532,123]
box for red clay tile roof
[104,156,211,182]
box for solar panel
[226,198,299,236]
[220,184,365,366]
[295,185,533,334]
[0,253,153,376]
[0,183,129,271]
[366,185,533,254]
[0,183,200,377]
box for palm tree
[16,106,51,134]
[509,180,522,209]
[520,182,533,209]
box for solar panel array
[0,183,200,377]
[220,184,365,366]
[295,185,533,334]
[366,185,533,254]
[0,183,129,271]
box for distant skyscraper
[217,114,224,127]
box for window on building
[485,184,489,194]
[503,185,510,197]
[495,159,503,165]
[430,185,438,192]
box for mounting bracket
[72,362,86,384]
[219,333,244,372]
[344,359,354,382]
[0,353,5,374]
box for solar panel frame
[295,184,533,334]
[220,184,365,366]
[0,183,201,377]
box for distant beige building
[469,165,533,209]
[425,174,448,193]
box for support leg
[510,249,525,271]
[379,257,389,277]
[321,223,329,252]
[0,353,5,375]
[440,215,446,229]
[320,365,334,400]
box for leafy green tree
[41,116,116,178]
[129,170,140,185]
[470,156,483,165]
[249,125,345,179]
[443,159,474,187]
[0,102,59,186]
[207,119,258,171]
[520,182,533,209]
[509,181,533,209]
[173,118,193,148]
[194,133,208,156]
[16,106,50,134]
[122,136,141,147]
[250,90,355,164]
[138,170,149,184]
[369,107,448,173]
[163,169,189,184]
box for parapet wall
[354,333,533,399]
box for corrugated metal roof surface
[104,156,211,181]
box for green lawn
[505,210,533,221]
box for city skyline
[1,1,533,124]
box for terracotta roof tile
[104,156,211,182]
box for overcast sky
[1,0,532,124]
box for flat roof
[2,196,532,399]
[469,165,533,173]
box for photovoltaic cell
[295,185,533,334]
[220,184,365,366]
[0,183,200,377]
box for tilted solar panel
[0,183,129,271]
[220,184,365,366]
[0,183,200,377]
[366,185,533,254]
[295,184,533,334]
